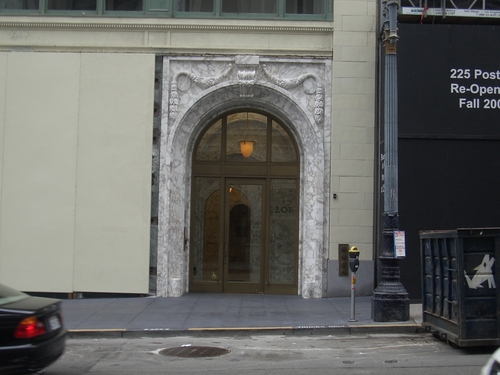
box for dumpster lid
[420,227,500,237]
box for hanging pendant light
[239,112,254,158]
[239,141,254,158]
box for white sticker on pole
[394,231,406,259]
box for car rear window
[0,283,29,305]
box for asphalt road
[44,333,496,375]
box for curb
[68,323,424,339]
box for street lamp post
[372,0,410,322]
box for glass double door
[190,177,298,294]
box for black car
[0,283,66,374]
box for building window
[286,0,324,14]
[0,0,331,19]
[221,0,278,14]
[105,0,143,11]
[1,0,39,9]
[48,0,96,10]
[173,0,213,12]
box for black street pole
[372,0,410,322]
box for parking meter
[349,246,360,273]
[348,246,360,322]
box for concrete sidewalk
[62,294,424,338]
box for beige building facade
[0,0,377,298]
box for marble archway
[157,56,331,298]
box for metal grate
[401,0,500,10]
[159,346,231,358]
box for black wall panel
[396,24,500,299]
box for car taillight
[14,316,47,339]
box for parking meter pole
[349,272,357,322]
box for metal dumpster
[420,228,500,347]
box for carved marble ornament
[168,59,324,125]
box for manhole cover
[159,346,231,358]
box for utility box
[420,228,500,347]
